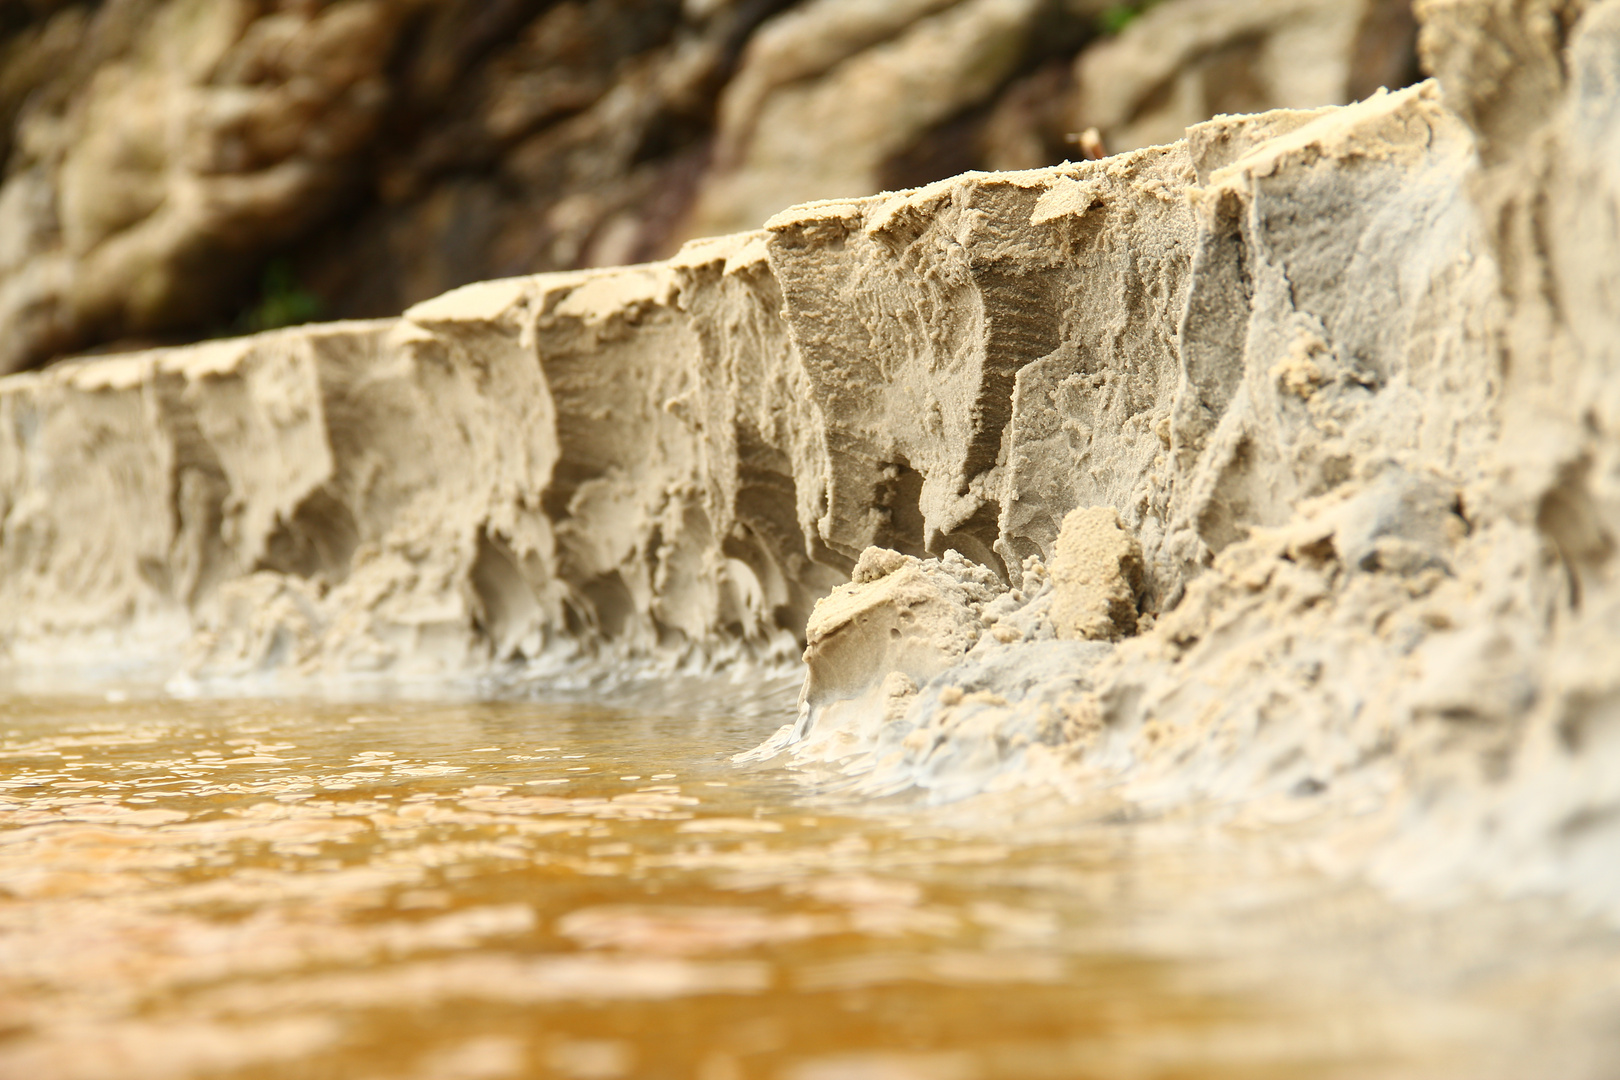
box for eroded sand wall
[0,134,1215,687]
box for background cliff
[0,0,1418,376]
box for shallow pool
[1,695,1615,1079]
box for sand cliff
[2,0,1618,912]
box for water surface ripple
[1,697,1615,1079]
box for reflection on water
[1,696,1616,1080]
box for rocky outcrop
[682,0,1058,238]
[0,0,411,373]
[0,0,1420,376]
[1073,0,1420,155]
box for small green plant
[243,258,323,333]
[1097,0,1162,36]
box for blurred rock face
[1073,0,1419,154]
[0,0,1417,374]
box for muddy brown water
[2,694,1617,1080]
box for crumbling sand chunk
[852,546,910,584]
[1049,507,1144,642]
[803,548,1002,705]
